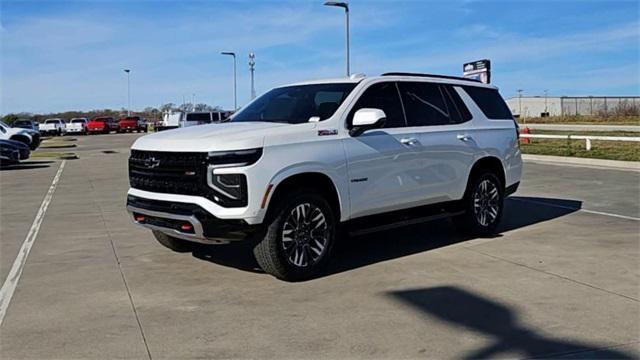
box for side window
[443,85,472,123]
[462,86,513,119]
[398,82,452,126]
[349,82,406,129]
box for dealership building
[505,96,640,118]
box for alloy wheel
[281,203,329,268]
[473,179,500,227]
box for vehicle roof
[281,77,364,87]
[279,73,497,89]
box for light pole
[517,89,523,114]
[221,51,237,110]
[324,1,350,76]
[249,52,256,100]
[124,69,131,116]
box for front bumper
[0,149,20,162]
[126,195,260,244]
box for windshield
[92,118,110,122]
[45,119,60,124]
[71,119,86,123]
[232,83,356,124]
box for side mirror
[350,108,386,136]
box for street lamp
[124,69,131,116]
[249,52,256,100]
[324,1,350,76]
[517,89,524,124]
[221,51,237,110]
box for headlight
[207,148,262,168]
[210,174,246,201]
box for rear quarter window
[462,86,513,120]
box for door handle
[457,134,473,141]
[400,137,419,146]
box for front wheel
[253,190,336,281]
[453,172,504,236]
[152,230,195,253]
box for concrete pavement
[1,133,638,359]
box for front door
[343,81,425,219]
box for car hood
[6,127,32,138]
[132,121,296,152]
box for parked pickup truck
[67,118,88,135]
[87,117,118,134]
[40,118,66,136]
[0,121,40,150]
[118,116,147,133]
[12,119,39,132]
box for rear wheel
[453,172,504,235]
[152,230,195,253]
[253,190,336,281]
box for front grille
[128,150,247,207]
[129,149,207,195]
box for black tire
[453,172,504,236]
[152,230,195,253]
[253,189,336,281]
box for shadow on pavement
[0,160,54,171]
[388,286,634,359]
[192,196,583,277]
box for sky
[1,0,639,114]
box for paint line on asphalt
[0,160,66,326]
[513,197,640,221]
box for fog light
[134,215,145,222]
[181,223,193,231]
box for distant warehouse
[505,96,640,118]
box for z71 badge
[318,129,338,136]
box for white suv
[127,73,522,281]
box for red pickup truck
[87,117,118,134]
[118,116,147,133]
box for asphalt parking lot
[1,133,638,359]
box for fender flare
[263,162,349,222]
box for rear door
[342,81,426,219]
[396,81,476,202]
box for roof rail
[381,72,481,83]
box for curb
[522,154,640,171]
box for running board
[346,201,465,237]
[348,210,464,236]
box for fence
[519,133,640,150]
[560,97,640,117]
